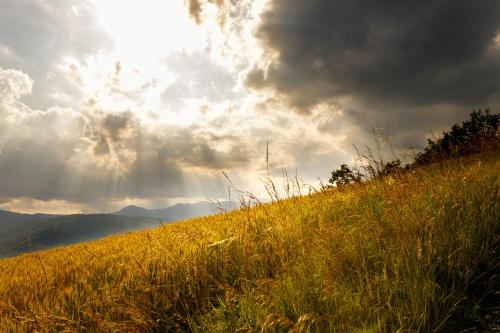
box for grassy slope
[0,154,498,332]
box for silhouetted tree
[328,164,362,187]
[415,109,499,164]
[327,109,498,189]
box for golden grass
[0,154,499,332]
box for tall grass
[0,153,498,332]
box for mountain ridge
[112,201,236,220]
[0,201,236,258]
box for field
[0,153,499,332]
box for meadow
[0,152,498,332]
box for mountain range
[0,201,235,258]
[113,201,235,220]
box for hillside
[0,210,59,232]
[0,153,498,332]
[0,214,162,258]
[0,201,235,259]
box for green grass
[0,153,499,332]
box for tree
[328,164,361,187]
[415,109,500,164]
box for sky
[0,0,499,214]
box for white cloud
[2,0,454,214]
[0,68,33,104]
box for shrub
[380,158,402,176]
[415,109,500,164]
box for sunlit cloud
[1,0,498,213]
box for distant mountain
[0,201,237,258]
[113,201,236,221]
[0,201,237,259]
[0,214,160,258]
[0,210,59,232]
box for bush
[328,109,498,188]
[328,159,402,188]
[415,109,500,164]
[380,159,402,176]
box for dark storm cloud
[247,0,500,113]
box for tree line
[329,109,500,187]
